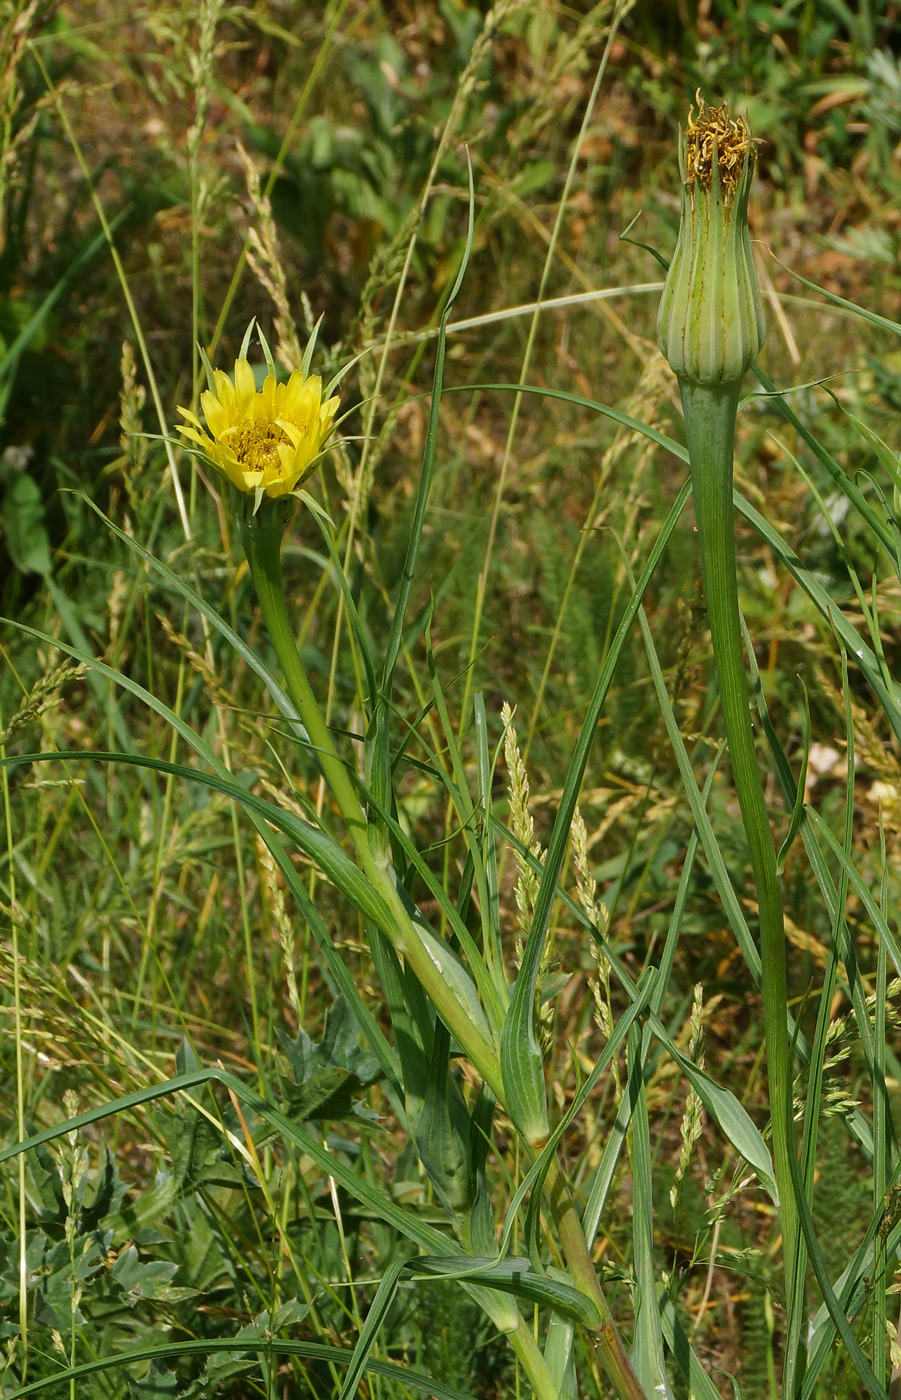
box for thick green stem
[239,511,503,1094]
[679,379,801,1372]
[507,1316,563,1400]
[546,1161,648,1400]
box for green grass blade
[0,1067,458,1256]
[405,1256,599,1327]
[76,495,308,738]
[660,1293,734,1400]
[445,382,690,465]
[0,216,129,385]
[338,1259,406,1400]
[380,158,474,696]
[785,1099,889,1400]
[750,367,895,557]
[735,490,901,744]
[627,1023,674,1399]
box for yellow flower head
[177,356,340,499]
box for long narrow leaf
[339,1260,406,1400]
[0,1335,476,1400]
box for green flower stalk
[658,98,803,1383]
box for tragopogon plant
[657,94,802,1382]
[175,319,651,1400]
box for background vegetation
[3,0,901,1396]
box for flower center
[230,420,291,473]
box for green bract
[657,99,766,387]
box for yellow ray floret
[177,357,340,498]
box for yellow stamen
[228,420,292,474]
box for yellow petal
[275,417,303,449]
[177,424,212,450]
[212,371,235,412]
[233,358,256,409]
[238,465,264,492]
[275,441,301,479]
[258,374,277,420]
[177,404,203,428]
[200,389,229,439]
[285,372,321,423]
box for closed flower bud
[657,96,766,387]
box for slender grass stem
[1,713,27,1380]
[678,378,801,1381]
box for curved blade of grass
[773,257,901,339]
[0,614,400,934]
[475,380,901,744]
[0,1335,476,1400]
[744,612,877,1158]
[307,507,378,714]
[778,434,896,695]
[659,1294,732,1400]
[423,617,505,1030]
[807,807,901,982]
[381,158,474,695]
[751,366,895,557]
[440,387,901,755]
[0,742,394,932]
[366,160,475,868]
[444,382,689,465]
[404,1256,599,1328]
[581,755,721,1244]
[775,676,810,876]
[802,1191,901,1398]
[784,1091,889,1399]
[497,818,777,1202]
[440,391,901,746]
[514,972,657,1267]
[0,1068,457,1257]
[0,216,129,386]
[1,746,402,1090]
[76,494,308,740]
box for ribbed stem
[239,511,503,1094]
[679,378,801,1381]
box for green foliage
[3,2,901,1398]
